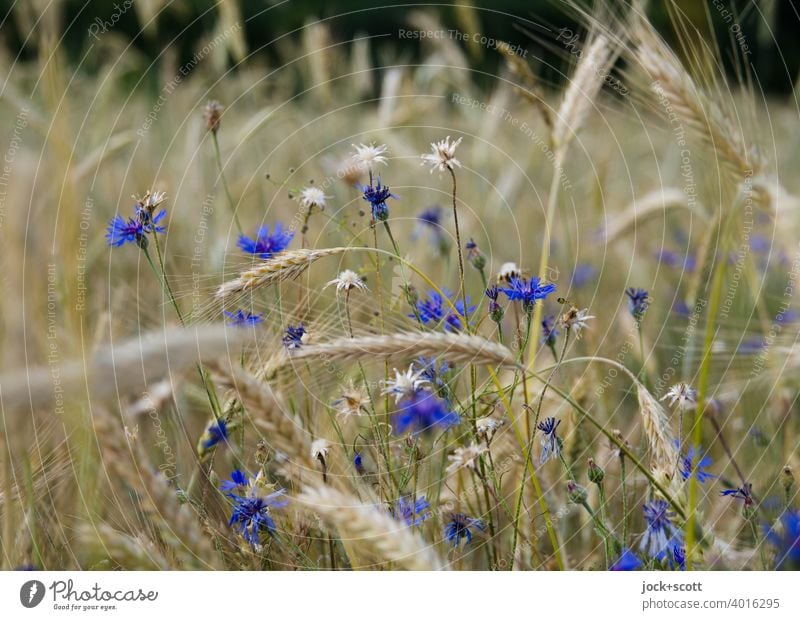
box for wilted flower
[421,136,463,174]
[446,442,488,476]
[444,513,484,546]
[332,379,368,419]
[560,306,594,338]
[537,417,562,465]
[311,438,330,463]
[661,382,697,411]
[325,269,368,294]
[382,364,429,404]
[298,186,329,212]
[476,416,504,441]
[203,100,224,134]
[237,223,294,258]
[351,142,388,169]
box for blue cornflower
[656,249,696,272]
[625,287,650,321]
[415,356,450,388]
[640,499,683,559]
[676,441,715,483]
[672,299,691,318]
[412,289,475,332]
[106,206,166,248]
[764,509,800,570]
[720,483,754,507]
[499,276,557,312]
[223,309,264,326]
[444,513,484,546]
[416,206,442,230]
[360,178,397,221]
[485,286,504,323]
[537,417,561,465]
[750,235,770,253]
[466,238,486,270]
[353,452,365,475]
[541,315,559,348]
[201,420,228,449]
[738,339,765,355]
[283,324,307,349]
[671,545,686,570]
[611,548,642,571]
[396,495,431,526]
[220,469,288,546]
[393,390,460,435]
[237,223,294,258]
[570,263,597,288]
[220,469,249,492]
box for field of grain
[1,2,799,572]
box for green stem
[212,132,242,233]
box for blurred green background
[1,0,798,94]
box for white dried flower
[332,379,368,418]
[661,382,697,411]
[135,190,167,211]
[351,143,388,169]
[311,438,330,462]
[446,442,488,476]
[561,307,594,338]
[324,269,368,294]
[298,186,329,211]
[476,417,504,440]
[497,262,523,282]
[381,364,429,403]
[421,136,463,173]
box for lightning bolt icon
[28,582,38,603]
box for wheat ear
[77,523,171,570]
[281,332,518,369]
[217,248,348,298]
[299,485,446,570]
[636,385,678,477]
[92,411,222,568]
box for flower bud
[567,480,588,504]
[588,458,605,484]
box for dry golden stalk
[281,332,518,369]
[216,248,348,298]
[299,485,447,570]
